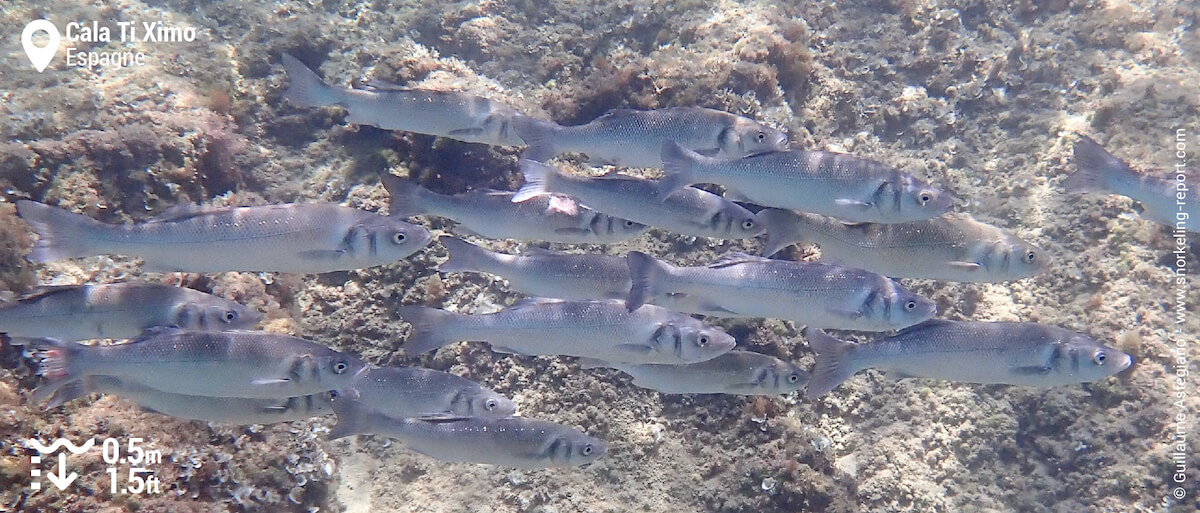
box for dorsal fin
[129,326,183,343]
[708,252,772,268]
[15,285,81,303]
[145,205,220,223]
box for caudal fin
[1063,135,1126,194]
[757,208,802,257]
[396,305,463,354]
[804,329,859,399]
[626,251,669,312]
[438,236,496,273]
[281,53,338,108]
[379,173,428,218]
[657,141,700,200]
[16,201,102,263]
[512,159,560,203]
[512,116,561,163]
[29,338,89,403]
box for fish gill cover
[0,1,1196,513]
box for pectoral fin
[947,261,983,271]
[251,378,291,386]
[835,198,872,208]
[554,227,592,235]
[614,343,655,355]
[1011,365,1052,375]
[297,249,347,261]
[693,147,721,157]
[448,127,485,136]
[828,307,864,320]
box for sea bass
[626,252,936,331]
[31,328,368,400]
[397,299,735,364]
[1064,134,1199,232]
[329,394,606,468]
[658,142,954,223]
[513,160,763,239]
[513,107,788,168]
[45,375,335,424]
[350,365,516,419]
[805,321,1134,398]
[16,201,432,273]
[0,282,260,341]
[583,350,809,395]
[282,54,524,146]
[758,210,1051,282]
[382,174,647,244]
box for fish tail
[1063,134,1125,194]
[396,305,461,354]
[804,328,859,399]
[379,173,427,218]
[281,53,338,108]
[657,141,699,200]
[512,116,561,163]
[626,251,666,312]
[512,159,559,203]
[437,236,493,273]
[758,208,801,257]
[29,338,88,403]
[16,201,102,263]
[328,391,369,440]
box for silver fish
[658,142,954,223]
[759,210,1051,282]
[582,350,809,395]
[805,321,1133,398]
[16,201,432,273]
[349,365,516,419]
[329,394,606,469]
[439,236,631,300]
[0,282,261,341]
[512,160,763,239]
[382,174,647,244]
[1064,134,1199,232]
[31,328,369,400]
[44,375,334,424]
[513,106,788,167]
[397,298,735,364]
[626,252,936,331]
[282,54,524,146]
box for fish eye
[1093,351,1107,365]
[756,131,766,142]
[919,192,932,204]
[1024,251,1036,264]
[581,444,594,456]
[624,220,637,228]
[698,335,709,347]
[742,219,756,230]
[222,310,238,323]
[905,300,917,311]
[392,232,407,244]
[333,360,349,374]
[787,374,800,383]
[485,398,498,411]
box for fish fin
[296,249,347,261]
[519,246,560,256]
[827,307,864,320]
[614,343,654,355]
[16,200,103,263]
[13,285,80,303]
[1063,134,1126,194]
[946,261,982,272]
[513,159,559,203]
[144,205,219,223]
[509,297,565,308]
[512,116,561,163]
[834,198,872,209]
[1010,365,1052,376]
[251,378,292,385]
[708,252,771,268]
[447,127,485,137]
[553,227,592,236]
[804,328,860,399]
[396,305,461,354]
[882,370,917,382]
[129,326,181,343]
[438,236,491,273]
[758,208,801,257]
[449,225,484,238]
[722,189,752,203]
[328,395,372,440]
[626,251,668,312]
[893,319,955,337]
[724,382,765,393]
[414,411,465,421]
[658,141,701,200]
[29,338,89,403]
[379,173,428,218]
[359,78,409,91]
[42,378,97,409]
[577,358,614,370]
[695,301,739,315]
[692,147,722,157]
[281,53,338,108]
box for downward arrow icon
[44,453,78,491]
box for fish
[758,210,1051,282]
[438,236,632,300]
[329,393,606,469]
[804,320,1134,398]
[582,350,809,395]
[281,53,524,146]
[512,106,789,167]
[16,200,432,273]
[30,328,369,400]
[512,160,764,239]
[657,142,954,223]
[626,251,936,331]
[397,298,736,364]
[1063,134,1199,232]
[44,375,335,424]
[381,173,647,244]
[0,282,261,341]
[349,365,516,419]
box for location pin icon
[22,20,60,73]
